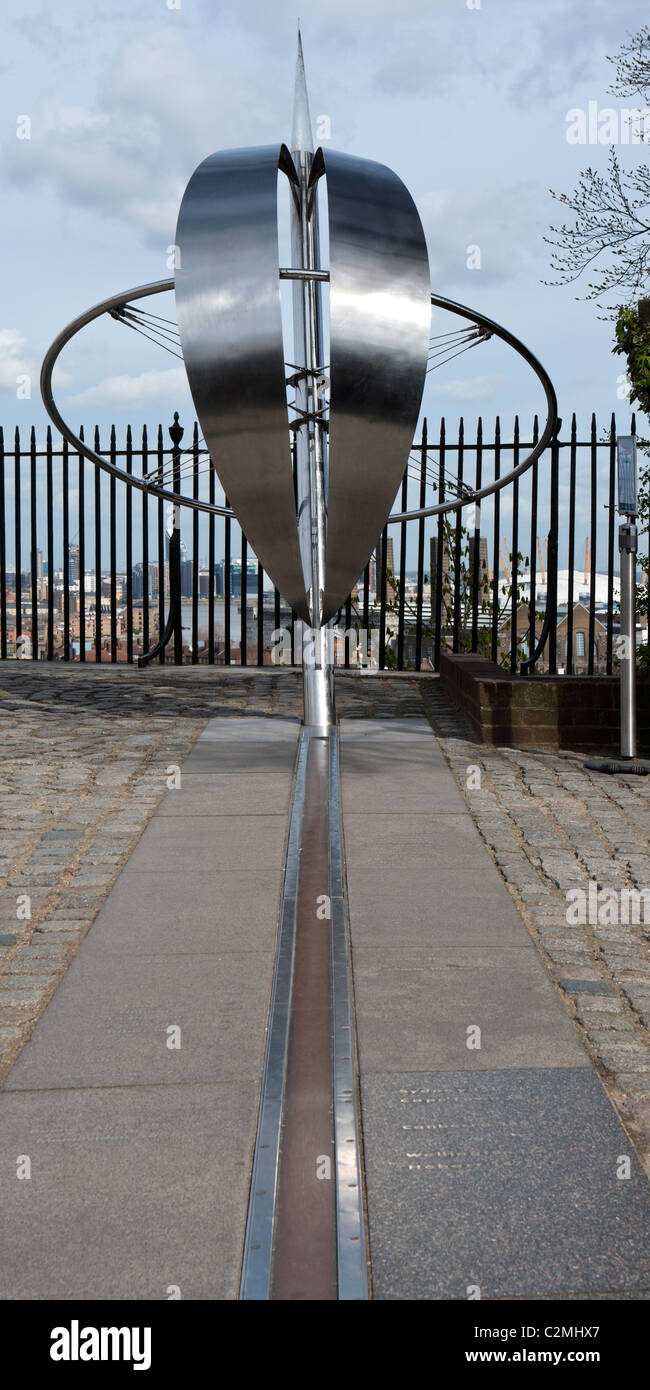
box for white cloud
[428,372,506,402]
[419,185,540,288]
[65,366,188,408]
[0,328,33,389]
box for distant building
[180,559,193,598]
[220,558,258,598]
[375,537,396,603]
[68,545,80,583]
[467,535,490,584]
[430,535,451,586]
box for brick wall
[439,652,650,755]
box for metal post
[138,413,184,667]
[290,35,334,733]
[585,433,649,774]
[619,519,638,759]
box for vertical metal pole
[588,412,597,675]
[414,419,426,671]
[46,427,54,661]
[109,426,117,663]
[94,425,102,663]
[452,418,462,653]
[290,61,333,730]
[63,437,70,661]
[125,426,133,665]
[471,417,482,652]
[510,417,519,673]
[0,427,5,661]
[434,419,445,669]
[157,425,165,664]
[547,429,559,676]
[208,456,215,664]
[192,422,199,664]
[169,413,183,666]
[619,521,638,759]
[14,428,22,655]
[78,426,85,662]
[141,426,149,658]
[30,426,38,659]
[566,414,577,674]
[606,415,616,675]
[528,417,538,670]
[491,417,500,665]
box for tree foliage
[613,297,650,411]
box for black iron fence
[0,412,645,673]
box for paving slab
[0,1081,257,1300]
[196,717,301,741]
[120,813,287,875]
[3,949,274,1091]
[341,749,467,814]
[155,772,293,816]
[352,946,588,1072]
[66,870,284,956]
[346,866,535,948]
[341,717,650,1299]
[0,711,300,1299]
[361,1068,650,1300]
[344,811,508,871]
[180,742,298,774]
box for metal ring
[41,282,557,522]
[387,293,559,521]
[40,278,234,519]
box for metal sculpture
[40,32,558,726]
[36,30,561,1302]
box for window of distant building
[575,631,586,657]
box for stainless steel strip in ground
[238,731,308,1300]
[239,724,369,1300]
[329,729,370,1299]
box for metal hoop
[40,278,233,518]
[40,281,558,521]
[387,294,559,522]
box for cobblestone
[2,661,650,1175]
[420,677,650,1171]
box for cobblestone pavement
[419,680,650,1171]
[0,663,416,1083]
[1,662,649,1172]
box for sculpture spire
[291,27,314,156]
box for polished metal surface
[238,724,368,1300]
[239,731,308,1301]
[328,730,369,1299]
[303,664,334,733]
[175,145,310,622]
[289,39,333,732]
[40,281,558,531]
[320,148,431,619]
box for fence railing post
[138,413,184,668]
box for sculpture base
[302,664,335,734]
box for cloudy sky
[2,0,648,568]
